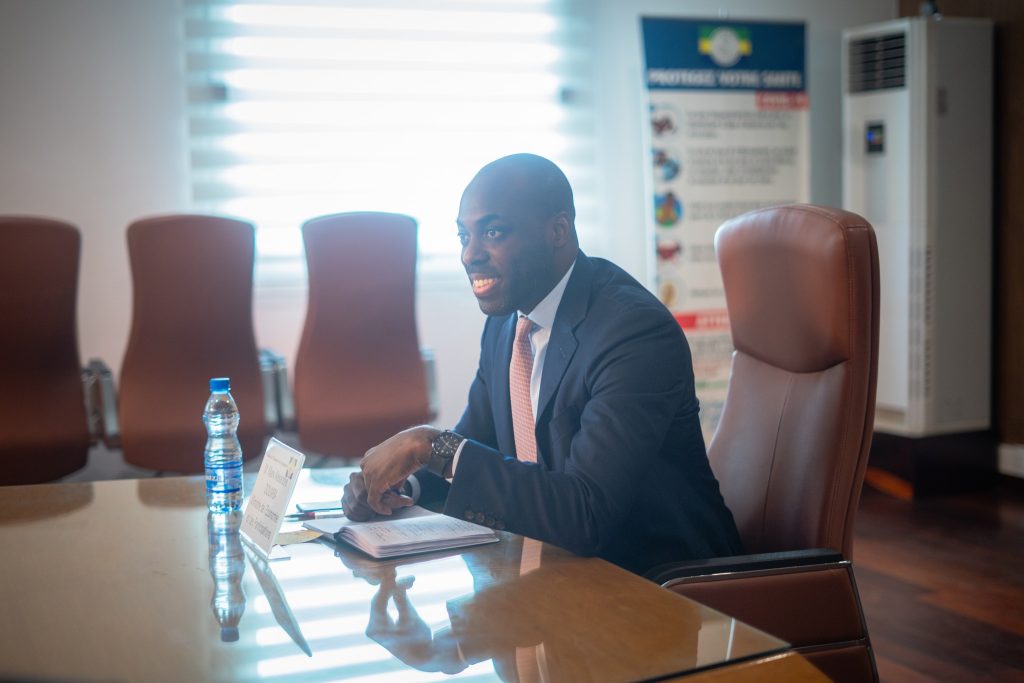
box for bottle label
[206,463,243,493]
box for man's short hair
[481,153,576,221]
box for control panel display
[866,122,885,154]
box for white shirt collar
[520,261,576,331]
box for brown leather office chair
[294,212,434,459]
[648,205,880,682]
[118,215,268,473]
[0,217,91,484]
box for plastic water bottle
[204,377,243,512]
[208,511,246,642]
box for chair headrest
[716,204,873,374]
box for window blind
[184,0,596,283]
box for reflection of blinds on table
[183,0,597,277]
[248,551,488,678]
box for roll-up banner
[641,17,809,441]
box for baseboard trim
[868,430,998,497]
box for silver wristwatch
[427,430,464,477]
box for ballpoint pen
[284,510,347,521]
[286,487,405,521]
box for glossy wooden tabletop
[0,469,792,682]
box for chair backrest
[709,204,879,558]
[294,212,430,458]
[0,217,90,484]
[119,215,267,473]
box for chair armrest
[86,358,120,448]
[646,548,844,584]
[652,547,878,683]
[421,347,439,421]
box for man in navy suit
[343,153,742,575]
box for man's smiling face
[456,175,559,317]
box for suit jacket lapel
[536,253,590,424]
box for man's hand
[360,425,439,516]
[342,471,416,521]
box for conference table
[0,468,827,682]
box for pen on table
[284,487,404,521]
[284,510,346,521]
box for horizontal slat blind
[184,0,596,281]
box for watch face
[439,431,460,451]
[434,434,448,455]
[428,431,460,476]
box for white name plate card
[241,437,306,557]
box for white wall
[0,0,189,378]
[0,0,895,429]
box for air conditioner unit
[842,17,993,437]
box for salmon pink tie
[510,315,538,463]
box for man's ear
[548,212,571,247]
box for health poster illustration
[641,17,809,440]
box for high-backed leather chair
[648,205,880,682]
[295,212,434,459]
[118,215,268,473]
[0,217,90,484]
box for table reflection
[207,511,246,642]
[0,473,791,682]
[0,481,92,524]
[333,536,694,683]
[337,549,473,677]
[245,541,314,657]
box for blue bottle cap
[209,377,231,392]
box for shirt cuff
[404,474,422,503]
[447,438,469,483]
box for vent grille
[849,32,906,93]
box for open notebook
[304,506,499,559]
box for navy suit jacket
[419,253,743,575]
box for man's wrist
[427,429,465,478]
[407,425,441,469]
